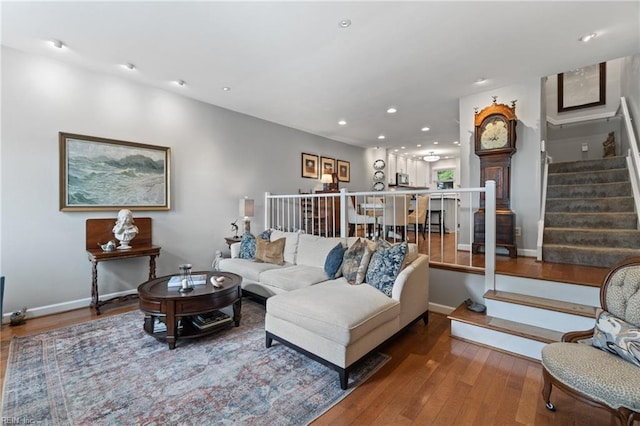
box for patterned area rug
[2,301,388,425]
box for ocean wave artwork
[66,138,167,207]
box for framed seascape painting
[301,153,319,179]
[337,160,350,182]
[59,132,171,211]
[558,62,606,112]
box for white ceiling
[2,1,639,160]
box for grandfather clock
[471,97,518,258]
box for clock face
[480,116,509,150]
[373,159,386,170]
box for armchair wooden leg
[541,368,556,411]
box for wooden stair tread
[483,290,597,318]
[448,304,564,344]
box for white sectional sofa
[219,230,429,389]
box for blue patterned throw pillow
[324,242,346,279]
[239,233,257,259]
[593,309,640,367]
[366,241,407,297]
[259,229,271,241]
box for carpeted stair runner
[543,156,639,268]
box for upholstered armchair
[406,195,429,240]
[541,257,640,425]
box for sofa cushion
[324,242,346,279]
[593,309,640,367]
[259,265,329,292]
[266,280,400,346]
[296,234,343,268]
[254,237,286,266]
[270,230,300,265]
[218,258,287,282]
[366,241,407,297]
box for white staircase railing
[264,182,497,284]
[619,97,640,228]
[537,154,550,261]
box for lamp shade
[239,198,254,218]
[320,173,333,184]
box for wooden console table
[86,218,160,314]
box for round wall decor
[373,181,385,191]
[373,170,385,181]
[373,159,386,170]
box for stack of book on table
[191,310,232,330]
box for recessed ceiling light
[453,141,459,145]
[175,80,186,87]
[51,39,64,49]
[474,78,487,85]
[378,135,386,140]
[338,119,347,126]
[416,144,422,147]
[433,141,439,145]
[386,107,397,114]
[421,127,430,132]
[400,146,406,149]
[122,63,135,71]
[338,19,352,28]
[394,149,399,152]
[222,86,231,91]
[579,33,597,43]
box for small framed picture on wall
[337,160,350,182]
[320,157,335,176]
[301,153,319,178]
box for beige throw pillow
[342,238,377,285]
[254,237,285,265]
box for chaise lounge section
[219,230,430,388]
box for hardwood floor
[416,232,608,287]
[1,300,627,425]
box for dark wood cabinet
[472,210,517,257]
[301,191,341,237]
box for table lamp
[239,197,254,233]
[321,173,333,191]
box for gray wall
[544,57,626,162]
[620,54,640,152]
[0,47,367,315]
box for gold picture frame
[337,160,350,182]
[320,157,335,176]
[301,152,319,179]
[59,132,170,211]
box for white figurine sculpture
[112,209,139,250]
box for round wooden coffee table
[138,271,242,349]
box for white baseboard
[429,302,455,316]
[456,244,536,258]
[1,289,137,324]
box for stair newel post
[484,180,497,293]
[264,192,270,231]
[339,188,348,239]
